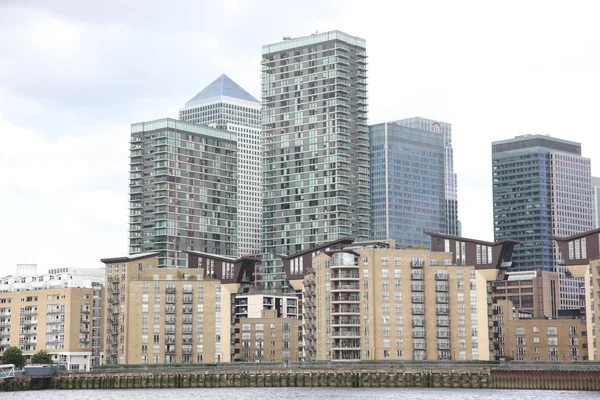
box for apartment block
[180,74,262,255]
[0,264,104,371]
[233,310,302,362]
[556,228,600,360]
[234,294,299,319]
[291,234,517,361]
[492,270,559,319]
[491,299,587,361]
[261,31,370,290]
[128,118,238,267]
[101,250,269,365]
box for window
[382,269,389,278]
[547,326,557,335]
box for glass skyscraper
[128,119,238,267]
[179,74,262,256]
[370,117,459,247]
[261,31,370,290]
[392,117,459,237]
[492,134,592,308]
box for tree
[31,349,53,364]
[1,346,25,368]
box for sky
[1,0,599,276]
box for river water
[1,388,596,399]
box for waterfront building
[492,135,593,309]
[491,299,587,361]
[233,310,302,362]
[128,118,238,267]
[101,250,307,365]
[260,31,370,290]
[286,234,518,361]
[491,270,559,319]
[555,228,600,360]
[369,117,458,247]
[180,75,262,256]
[0,264,104,371]
[233,294,299,319]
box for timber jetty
[2,361,600,391]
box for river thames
[1,388,597,399]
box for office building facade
[592,177,600,229]
[0,265,104,370]
[370,118,457,247]
[492,135,592,308]
[260,31,370,290]
[129,118,238,267]
[180,74,262,256]
[391,117,459,237]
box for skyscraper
[370,118,458,247]
[262,31,371,288]
[492,134,593,308]
[129,118,238,267]
[592,176,600,229]
[260,31,371,290]
[179,74,262,256]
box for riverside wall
[1,365,600,391]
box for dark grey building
[370,118,456,247]
[492,134,592,308]
[260,31,370,290]
[129,118,238,267]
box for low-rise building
[492,270,559,318]
[0,264,104,371]
[491,299,587,361]
[233,310,301,363]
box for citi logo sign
[429,121,442,133]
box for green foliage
[1,346,25,367]
[414,244,427,250]
[31,349,53,364]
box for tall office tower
[492,135,593,308]
[392,117,459,236]
[592,177,600,229]
[370,118,458,247]
[179,75,262,256]
[129,118,238,267]
[261,31,370,290]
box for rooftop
[183,74,259,108]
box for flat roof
[100,252,159,264]
[263,31,365,55]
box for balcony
[331,295,360,303]
[435,272,449,280]
[435,283,449,292]
[411,271,424,280]
[182,295,193,304]
[331,306,360,315]
[410,261,424,268]
[331,273,360,280]
[411,284,424,292]
[331,329,360,338]
[331,284,360,292]
[166,287,176,294]
[331,319,360,326]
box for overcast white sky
[1,0,599,276]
